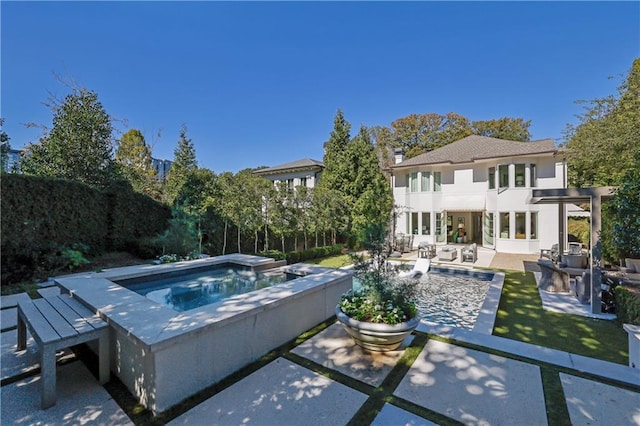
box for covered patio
[531,187,616,314]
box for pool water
[122,267,290,312]
[413,270,492,329]
[355,268,492,330]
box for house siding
[393,154,565,254]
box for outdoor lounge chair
[622,258,640,284]
[398,258,430,279]
[461,243,477,263]
[540,244,559,263]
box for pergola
[531,187,616,314]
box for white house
[253,158,324,189]
[390,135,569,254]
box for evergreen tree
[164,125,198,204]
[0,118,11,173]
[319,109,352,193]
[21,88,115,187]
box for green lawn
[304,254,353,268]
[493,269,628,365]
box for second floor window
[499,165,509,188]
[515,164,526,187]
[410,172,418,192]
[530,163,537,188]
[488,167,495,189]
[434,171,442,191]
[300,177,307,187]
[421,171,430,192]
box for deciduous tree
[115,129,158,196]
[471,117,531,141]
[565,57,640,187]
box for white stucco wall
[392,155,566,254]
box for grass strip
[492,269,628,365]
[541,367,572,426]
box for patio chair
[417,242,437,259]
[540,243,559,263]
[461,243,477,263]
[398,258,431,279]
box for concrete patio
[1,259,639,425]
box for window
[421,172,430,192]
[488,167,495,189]
[435,213,445,242]
[300,177,307,187]
[498,165,509,188]
[411,212,419,234]
[500,212,510,238]
[483,212,494,246]
[530,164,537,188]
[405,174,410,193]
[286,179,294,190]
[434,171,442,191]
[410,172,418,192]
[515,164,525,187]
[406,212,410,234]
[421,212,431,235]
[530,212,538,239]
[515,212,525,239]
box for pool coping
[54,254,351,351]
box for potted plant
[336,224,419,351]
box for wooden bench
[17,295,110,409]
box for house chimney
[394,148,404,164]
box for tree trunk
[304,230,308,251]
[315,231,318,248]
[223,220,228,254]
[237,227,241,253]
[281,236,285,253]
[264,224,269,251]
[254,230,258,254]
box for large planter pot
[335,305,420,352]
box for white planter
[335,305,419,352]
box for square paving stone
[168,357,368,426]
[1,361,131,425]
[372,403,437,426]
[395,339,548,425]
[291,323,409,387]
[1,307,17,331]
[560,373,640,425]
[1,329,73,381]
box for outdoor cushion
[626,259,640,273]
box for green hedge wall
[259,244,344,264]
[1,175,171,283]
[615,286,640,326]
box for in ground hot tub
[55,254,352,414]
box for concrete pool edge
[54,255,353,413]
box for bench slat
[18,301,60,345]
[46,296,94,334]
[58,295,107,331]
[33,299,78,340]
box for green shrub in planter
[615,286,640,325]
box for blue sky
[2,1,638,173]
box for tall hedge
[1,175,170,282]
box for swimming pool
[354,266,495,330]
[413,268,492,329]
[117,266,292,312]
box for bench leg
[98,332,110,384]
[40,346,57,409]
[17,315,27,351]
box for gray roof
[253,158,325,175]
[392,135,557,169]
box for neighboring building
[3,149,23,173]
[152,158,172,181]
[253,158,324,189]
[390,135,568,254]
